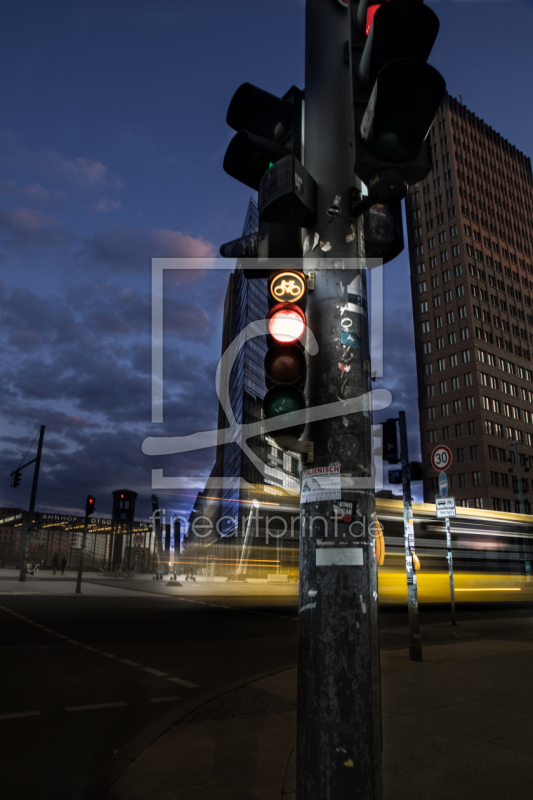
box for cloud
[92,197,123,213]
[0,179,65,209]
[0,131,123,193]
[76,224,216,272]
[0,207,73,247]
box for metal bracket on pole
[291,440,314,463]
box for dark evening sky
[1,0,532,521]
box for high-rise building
[186,200,301,577]
[406,94,533,513]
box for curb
[68,662,297,800]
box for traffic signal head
[86,495,96,517]
[11,469,22,489]
[263,266,308,448]
[224,83,298,192]
[383,418,399,463]
[350,0,446,204]
[222,83,316,228]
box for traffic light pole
[398,411,422,661]
[76,515,89,594]
[297,2,382,798]
[17,425,45,583]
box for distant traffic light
[263,267,308,448]
[11,469,22,489]
[349,0,446,206]
[85,495,96,517]
[383,418,399,463]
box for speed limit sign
[431,445,452,472]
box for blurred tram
[376,498,533,604]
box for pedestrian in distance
[52,554,58,575]
[60,557,67,575]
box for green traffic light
[264,386,305,419]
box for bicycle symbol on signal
[270,271,306,302]
[274,280,301,297]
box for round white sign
[431,445,452,472]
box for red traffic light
[86,495,96,516]
[268,304,306,343]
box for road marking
[142,667,168,677]
[68,640,82,645]
[65,702,127,712]
[119,659,140,667]
[100,652,118,658]
[82,646,100,652]
[44,628,56,633]
[168,677,199,689]
[55,634,68,639]
[0,710,41,721]
[150,696,180,703]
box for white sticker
[302,465,342,504]
[316,548,363,567]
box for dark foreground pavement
[90,613,533,800]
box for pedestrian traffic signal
[11,469,22,489]
[263,267,308,448]
[223,83,316,227]
[349,0,446,205]
[86,495,96,517]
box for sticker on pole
[431,445,452,472]
[301,465,341,504]
[438,471,448,498]
[436,497,456,519]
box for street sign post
[435,497,456,518]
[431,445,452,472]
[435,495,457,625]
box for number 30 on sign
[431,445,452,472]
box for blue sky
[1,0,532,521]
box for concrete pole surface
[297,2,382,798]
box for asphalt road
[1,576,533,800]
[0,587,299,800]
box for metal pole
[18,425,45,582]
[76,514,89,594]
[445,516,456,625]
[297,3,382,798]
[399,411,422,661]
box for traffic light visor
[361,60,446,161]
[223,131,290,191]
[268,304,306,343]
[226,83,293,141]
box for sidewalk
[86,615,533,800]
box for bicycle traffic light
[263,267,308,448]
[86,495,96,517]
[11,469,22,489]
[349,0,446,205]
